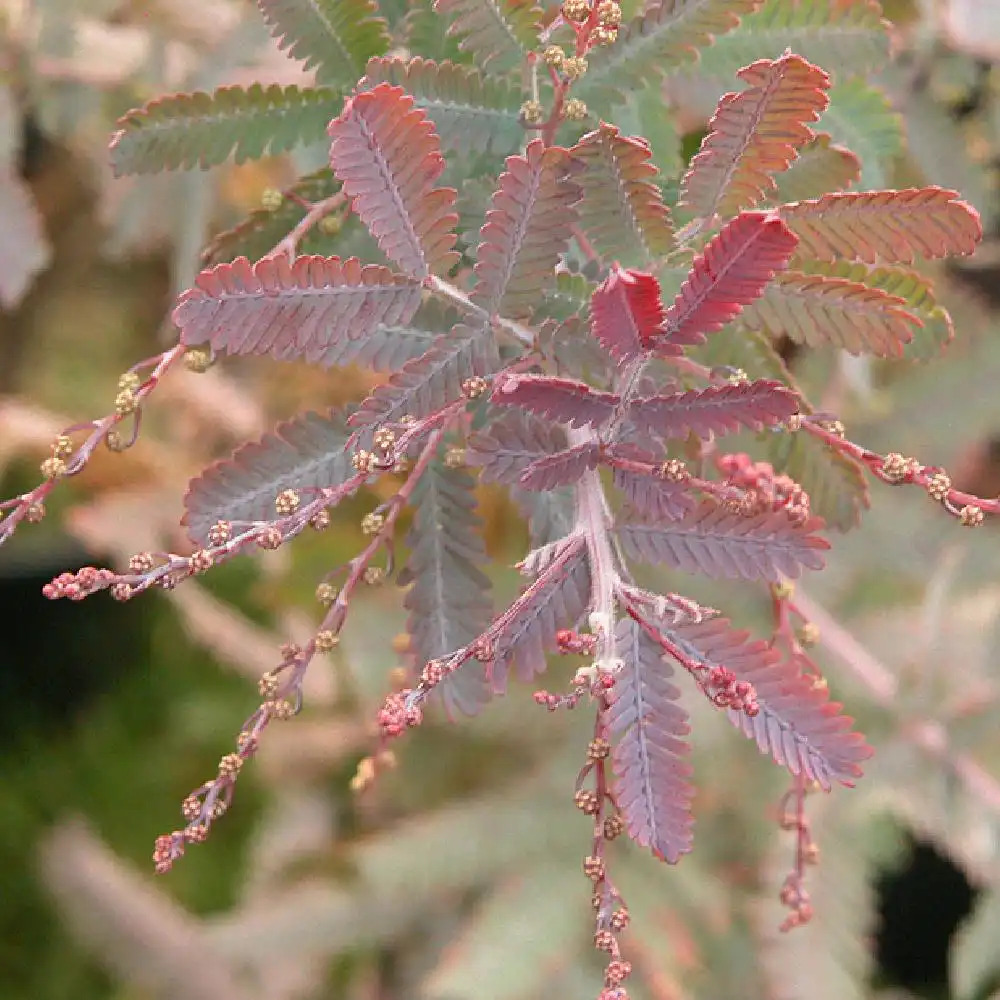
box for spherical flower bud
[462,375,488,399]
[542,44,565,68]
[269,698,296,720]
[574,789,600,814]
[208,520,232,545]
[352,449,375,473]
[105,429,125,452]
[926,470,952,502]
[596,1,621,24]
[563,56,588,80]
[444,447,465,468]
[315,629,339,652]
[316,582,337,605]
[275,489,301,515]
[110,583,133,601]
[182,796,202,821]
[797,622,820,647]
[591,25,618,44]
[25,501,45,523]
[960,504,985,526]
[562,0,590,21]
[129,552,155,573]
[520,99,544,124]
[40,456,66,479]
[609,907,630,931]
[260,187,284,211]
[583,855,606,881]
[594,929,615,952]
[185,823,209,843]
[361,511,385,535]
[310,509,331,531]
[881,452,916,483]
[603,814,624,840]
[258,670,279,698]
[115,389,138,416]
[657,458,689,482]
[218,752,242,777]
[587,737,611,760]
[52,434,73,458]
[363,565,385,586]
[184,348,212,373]
[373,427,396,451]
[564,98,588,120]
[605,960,632,986]
[189,549,214,574]
[257,525,283,550]
[118,372,141,393]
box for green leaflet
[579,0,762,110]
[434,0,541,73]
[359,57,523,158]
[819,79,903,190]
[687,0,889,83]
[258,0,390,85]
[109,84,343,176]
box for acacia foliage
[20,1,990,996]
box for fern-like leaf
[109,85,342,176]
[173,255,422,365]
[668,616,872,786]
[183,410,353,544]
[659,211,799,349]
[489,536,591,690]
[618,501,828,582]
[257,0,389,84]
[800,260,955,361]
[689,0,889,82]
[771,133,860,204]
[400,459,493,717]
[572,124,675,266]
[590,266,667,364]
[606,618,694,863]
[519,443,602,491]
[579,0,764,108]
[780,188,982,264]
[740,269,922,357]
[679,54,830,219]
[328,83,459,278]
[492,373,619,429]
[433,0,541,71]
[471,140,583,318]
[358,57,523,158]
[630,380,799,439]
[467,411,567,485]
[350,326,500,428]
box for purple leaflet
[605,618,694,863]
[658,211,799,352]
[182,409,354,545]
[667,617,872,787]
[491,372,619,429]
[589,265,667,363]
[467,410,568,485]
[617,501,829,582]
[519,442,602,491]
[628,380,799,440]
[611,466,695,521]
[173,255,423,366]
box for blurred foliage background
[2,0,1000,998]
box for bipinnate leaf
[680,54,830,219]
[471,140,583,318]
[669,617,871,786]
[488,536,591,690]
[519,443,602,491]
[328,84,459,278]
[433,0,540,72]
[109,84,342,176]
[659,211,799,349]
[689,0,889,82]
[630,379,799,439]
[780,188,982,264]
[590,266,666,363]
[579,0,765,108]
[618,501,828,582]
[257,0,389,84]
[183,410,353,544]
[573,124,675,266]
[400,460,493,717]
[771,133,860,204]
[491,373,618,429]
[466,411,567,485]
[173,255,422,365]
[606,619,694,863]
[740,270,922,357]
[350,326,500,428]
[359,57,523,157]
